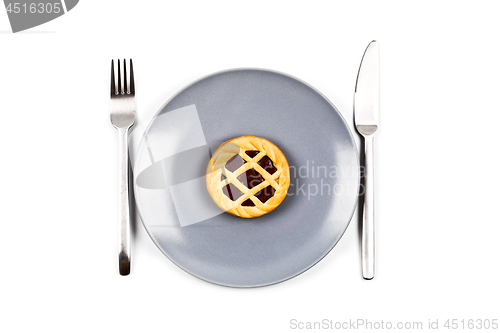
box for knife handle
[362,135,375,280]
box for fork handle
[118,127,131,275]
[362,135,375,280]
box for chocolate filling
[225,154,246,172]
[222,183,243,201]
[241,199,255,206]
[255,186,275,204]
[257,156,277,175]
[237,168,264,189]
[245,150,260,158]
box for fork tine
[123,59,128,94]
[129,59,135,94]
[117,59,122,94]
[111,60,116,95]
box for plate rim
[133,67,360,287]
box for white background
[1,1,499,332]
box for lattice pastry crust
[206,136,290,218]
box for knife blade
[354,40,379,280]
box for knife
[354,40,379,280]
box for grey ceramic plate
[134,68,359,287]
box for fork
[110,59,136,276]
